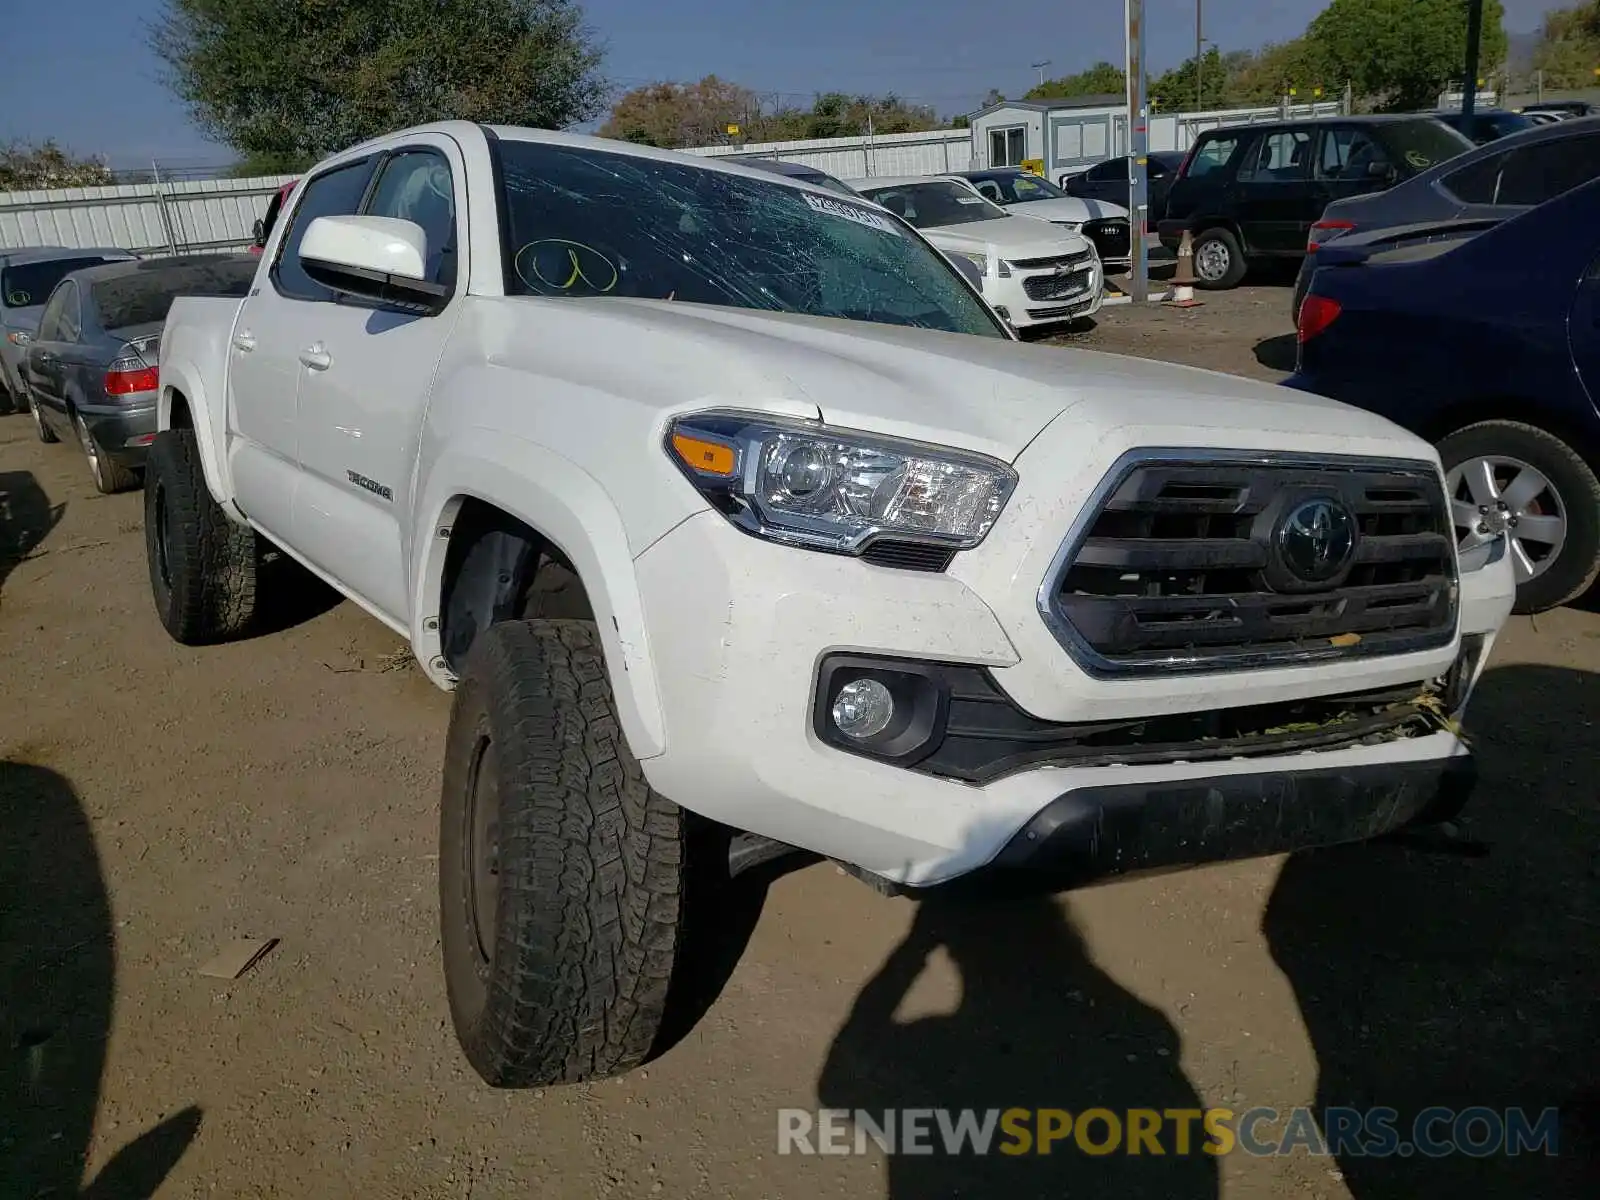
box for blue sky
[0,0,1568,167]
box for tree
[600,76,762,148]
[1226,38,1333,104]
[1532,3,1600,88]
[0,140,114,190]
[980,88,1006,108]
[1025,61,1125,101]
[599,83,940,148]
[153,0,607,171]
[1306,0,1508,110]
[1150,47,1230,112]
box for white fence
[0,174,294,257]
[683,127,975,180]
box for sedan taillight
[1297,294,1343,343]
[105,365,159,395]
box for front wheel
[439,618,685,1087]
[1439,420,1600,614]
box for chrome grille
[1040,452,1459,676]
[1022,271,1094,302]
[1009,248,1094,271]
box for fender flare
[158,357,235,513]
[411,427,668,760]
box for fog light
[831,678,894,740]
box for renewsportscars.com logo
[777,1106,1562,1159]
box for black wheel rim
[465,735,501,966]
[153,480,173,592]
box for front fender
[411,427,668,760]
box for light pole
[1195,0,1203,112]
[1031,60,1052,87]
[1462,0,1484,120]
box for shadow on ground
[817,891,1218,1199]
[1,761,202,1198]
[0,470,63,602]
[1266,663,1599,1198]
[1252,333,1299,374]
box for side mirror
[251,217,266,247]
[298,215,447,313]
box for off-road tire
[1438,420,1600,614]
[1193,226,1248,290]
[144,428,258,643]
[440,618,685,1087]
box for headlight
[948,250,987,277]
[1054,220,1083,232]
[665,412,1017,555]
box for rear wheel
[1439,420,1600,613]
[144,428,259,643]
[439,618,685,1087]
[1192,227,1247,290]
[76,412,138,494]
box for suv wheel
[1439,420,1600,613]
[1192,227,1247,289]
[440,618,685,1087]
[144,428,260,642]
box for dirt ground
[2,284,1597,1200]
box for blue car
[1286,173,1600,614]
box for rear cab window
[1372,119,1474,177]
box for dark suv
[1157,116,1474,289]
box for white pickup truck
[149,121,1515,1089]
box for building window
[989,126,1026,167]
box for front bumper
[988,755,1476,888]
[80,401,157,467]
[632,509,1511,887]
[983,259,1104,329]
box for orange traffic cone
[1165,229,1203,307]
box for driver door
[289,138,467,626]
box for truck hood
[919,215,1089,260]
[1006,196,1129,223]
[507,298,1428,464]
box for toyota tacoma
[146,122,1516,1089]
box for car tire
[1438,420,1600,614]
[31,397,57,443]
[1192,226,1247,290]
[144,428,259,643]
[439,617,684,1088]
[76,412,138,494]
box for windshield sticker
[802,192,901,235]
[1405,150,1432,168]
[6,290,29,306]
[514,239,619,294]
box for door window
[1495,134,1600,206]
[1085,158,1124,183]
[57,282,81,342]
[988,127,1026,167]
[273,158,378,302]
[35,286,67,341]
[1317,128,1390,181]
[973,180,1005,202]
[1237,130,1314,182]
[363,150,459,289]
[1186,134,1240,178]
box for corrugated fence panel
[0,175,295,257]
[684,129,974,180]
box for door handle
[298,344,331,371]
[232,331,255,353]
